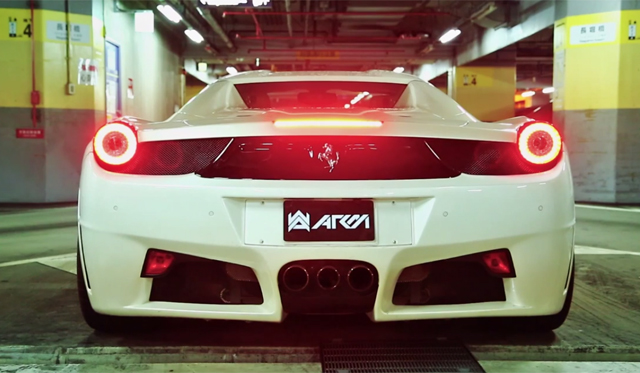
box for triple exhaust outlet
[282,264,374,292]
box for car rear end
[78,74,574,324]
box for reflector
[482,250,515,277]
[518,122,561,165]
[142,250,175,277]
[93,122,138,165]
[274,119,383,128]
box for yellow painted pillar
[553,3,640,203]
[0,1,105,202]
[450,65,516,122]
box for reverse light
[274,119,383,128]
[93,122,138,166]
[482,250,515,277]
[141,250,175,277]
[518,122,562,165]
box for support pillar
[553,0,640,203]
[0,0,105,202]
[450,63,516,122]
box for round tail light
[93,122,138,165]
[517,122,562,165]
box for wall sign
[16,128,44,139]
[78,58,98,86]
[6,15,31,39]
[45,20,90,44]
[569,22,616,45]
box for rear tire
[77,245,152,333]
[506,259,574,332]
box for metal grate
[321,340,485,373]
[96,138,232,175]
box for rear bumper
[78,151,575,322]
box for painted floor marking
[0,253,75,268]
[575,245,640,256]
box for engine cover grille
[197,136,460,180]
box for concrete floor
[0,207,639,372]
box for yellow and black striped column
[0,0,105,202]
[554,1,640,203]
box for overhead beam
[415,0,555,81]
[188,2,236,51]
[456,0,555,66]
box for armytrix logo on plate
[288,210,370,232]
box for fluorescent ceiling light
[157,4,182,23]
[542,87,555,94]
[521,90,536,98]
[439,28,461,44]
[185,29,204,43]
[226,66,239,75]
[197,62,207,72]
[393,67,405,73]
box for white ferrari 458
[77,71,575,333]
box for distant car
[77,71,574,333]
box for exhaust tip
[348,265,375,292]
[282,265,309,292]
[220,288,231,304]
[317,266,341,290]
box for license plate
[284,200,375,242]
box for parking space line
[0,253,75,268]
[479,360,640,373]
[575,245,640,256]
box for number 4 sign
[8,16,32,38]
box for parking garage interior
[0,0,640,372]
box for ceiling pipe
[236,35,422,41]
[247,9,263,36]
[174,0,236,51]
[223,11,449,17]
[303,0,311,42]
[284,0,293,40]
[247,48,410,54]
[151,0,219,54]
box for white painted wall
[104,1,182,122]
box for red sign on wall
[16,128,44,139]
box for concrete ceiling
[120,1,554,85]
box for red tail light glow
[274,119,383,128]
[141,250,175,277]
[518,122,561,165]
[482,250,515,277]
[93,122,138,165]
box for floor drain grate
[320,340,485,373]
